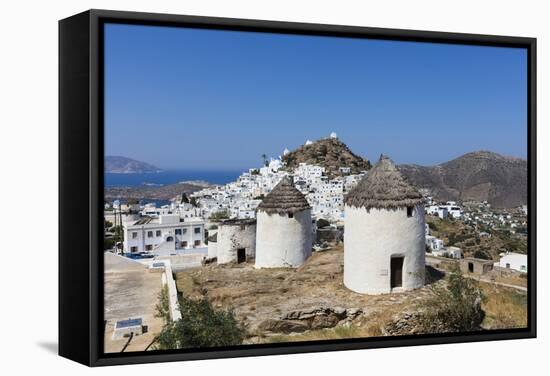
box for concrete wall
[460,258,494,275]
[316,227,343,244]
[160,260,181,321]
[217,223,256,264]
[344,204,425,294]
[255,209,312,268]
[208,241,218,259]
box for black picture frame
[59,9,537,367]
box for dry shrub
[481,284,527,329]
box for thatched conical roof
[345,154,423,210]
[257,176,311,215]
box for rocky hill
[105,156,163,174]
[282,137,371,178]
[399,151,527,208]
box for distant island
[105,156,163,174]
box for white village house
[344,155,426,294]
[255,176,313,268]
[496,252,528,273]
[189,134,367,222]
[426,205,449,219]
[123,214,205,256]
[432,246,462,259]
[425,235,444,251]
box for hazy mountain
[399,151,527,208]
[282,137,371,178]
[105,156,163,174]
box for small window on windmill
[288,213,294,218]
[407,206,414,217]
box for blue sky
[104,23,527,170]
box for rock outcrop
[282,137,371,178]
[258,306,363,333]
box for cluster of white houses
[190,134,367,222]
[425,201,464,219]
[425,225,463,259]
[461,201,528,234]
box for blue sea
[104,170,243,187]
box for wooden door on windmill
[391,257,404,288]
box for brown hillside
[399,151,527,208]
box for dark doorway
[468,262,474,273]
[390,257,404,288]
[237,248,246,263]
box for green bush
[155,285,170,323]
[209,210,230,221]
[103,237,115,250]
[316,218,330,229]
[156,295,246,350]
[416,264,486,333]
[473,250,491,260]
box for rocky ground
[175,245,444,343]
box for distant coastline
[104,170,243,187]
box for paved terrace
[103,253,164,353]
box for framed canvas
[59,9,536,366]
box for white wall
[123,222,204,253]
[255,209,312,268]
[217,223,256,264]
[498,253,528,272]
[208,241,218,258]
[3,1,546,375]
[344,204,425,294]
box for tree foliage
[473,249,491,260]
[209,209,230,221]
[103,237,115,250]
[316,218,330,229]
[155,285,170,322]
[155,295,246,350]
[416,265,486,333]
